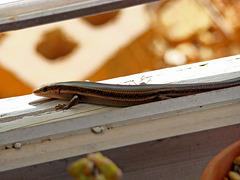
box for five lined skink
[33,77,240,109]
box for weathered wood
[1,124,239,180]
[0,55,240,177]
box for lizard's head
[33,83,74,100]
[33,83,55,97]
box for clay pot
[201,140,240,180]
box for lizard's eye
[42,87,48,92]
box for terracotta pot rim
[201,140,240,180]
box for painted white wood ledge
[0,55,240,172]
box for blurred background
[1,0,240,98]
